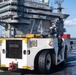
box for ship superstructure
[0,0,69,37]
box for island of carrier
[0,0,71,74]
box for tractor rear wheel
[38,51,52,74]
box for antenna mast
[55,0,64,13]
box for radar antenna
[55,0,64,13]
[55,0,64,5]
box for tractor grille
[6,40,22,59]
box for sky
[49,0,76,38]
[62,0,76,38]
[0,0,76,38]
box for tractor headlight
[30,40,37,47]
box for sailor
[48,25,57,38]
[58,35,63,58]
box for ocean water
[71,38,76,50]
[71,38,76,40]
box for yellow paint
[2,38,6,43]
[22,38,28,44]
[26,34,34,38]
[50,38,54,40]
[22,66,32,70]
[1,64,6,67]
[35,34,41,38]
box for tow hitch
[8,62,17,71]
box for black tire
[38,51,52,74]
[64,46,68,60]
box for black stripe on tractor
[6,40,22,59]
